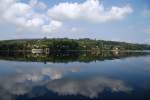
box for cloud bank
[48,0,133,22]
[0,0,133,35]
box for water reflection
[0,64,81,100]
[47,77,132,98]
[0,51,149,100]
[0,65,132,100]
[0,51,149,63]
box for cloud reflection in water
[0,63,132,100]
[47,77,132,98]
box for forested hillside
[0,38,150,51]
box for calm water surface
[0,52,150,100]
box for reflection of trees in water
[0,51,149,63]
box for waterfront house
[113,46,124,51]
[32,49,43,54]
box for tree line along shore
[0,38,150,53]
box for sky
[0,0,150,44]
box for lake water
[0,51,150,100]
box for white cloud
[143,9,150,17]
[3,3,32,22]
[70,27,84,33]
[26,17,44,27]
[0,0,133,38]
[66,27,87,34]
[0,0,16,12]
[0,0,62,34]
[144,28,150,34]
[29,0,47,10]
[42,20,63,33]
[144,38,150,44]
[48,0,133,22]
